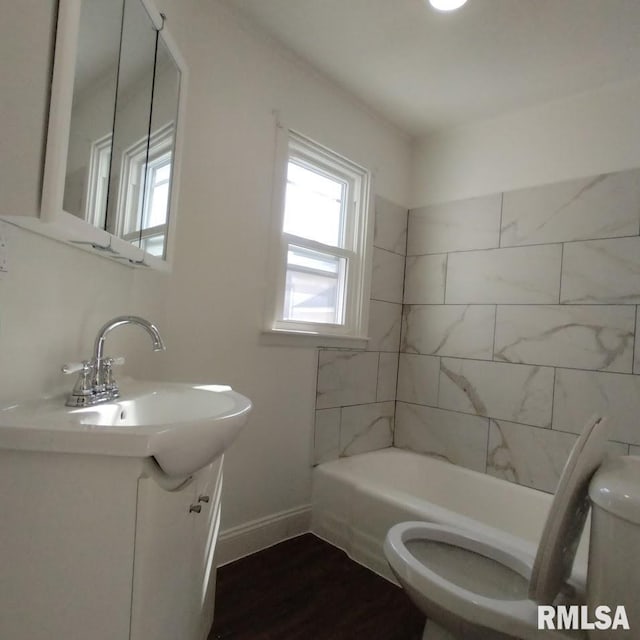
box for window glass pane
[141,156,171,229]
[283,245,346,325]
[155,163,171,183]
[287,248,339,274]
[92,146,111,227]
[283,161,346,247]
[147,181,170,227]
[141,234,165,257]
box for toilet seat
[385,522,578,640]
[384,415,610,640]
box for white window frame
[116,122,174,257]
[265,126,373,346]
[85,133,113,228]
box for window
[268,129,372,341]
[84,124,174,258]
[117,123,174,258]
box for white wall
[128,0,411,532]
[411,76,640,207]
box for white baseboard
[215,504,311,567]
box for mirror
[109,27,181,258]
[104,0,158,241]
[42,0,185,267]
[63,0,121,223]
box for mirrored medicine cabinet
[15,0,187,269]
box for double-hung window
[85,123,174,259]
[117,123,174,257]
[268,130,372,342]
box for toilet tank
[587,456,640,636]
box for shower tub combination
[311,447,589,584]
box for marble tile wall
[313,196,408,464]
[396,167,640,493]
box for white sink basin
[0,380,252,477]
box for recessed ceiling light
[429,0,468,11]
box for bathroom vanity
[0,452,220,640]
[0,379,252,640]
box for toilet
[384,416,639,639]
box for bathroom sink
[0,380,252,477]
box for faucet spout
[93,315,166,363]
[63,315,166,407]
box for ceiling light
[429,0,468,11]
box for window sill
[260,329,369,350]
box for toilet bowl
[384,415,612,640]
[386,522,580,640]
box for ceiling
[219,0,640,136]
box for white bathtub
[311,447,589,584]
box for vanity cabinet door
[129,473,199,640]
[192,457,224,640]
[129,459,225,640]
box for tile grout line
[321,399,400,411]
[411,351,638,376]
[398,347,639,376]
[373,244,406,259]
[550,367,557,431]
[405,233,640,259]
[498,191,504,248]
[399,398,534,430]
[394,302,638,307]
[314,348,320,409]
[634,305,639,375]
[491,304,498,362]
[558,243,565,304]
[442,253,449,304]
[391,208,411,446]
[484,417,491,474]
[395,399,604,440]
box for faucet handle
[101,356,124,399]
[62,360,93,375]
[104,356,126,367]
[63,360,96,407]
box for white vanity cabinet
[0,449,223,640]
[192,460,224,639]
[130,459,223,640]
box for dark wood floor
[209,533,425,640]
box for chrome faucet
[63,316,166,407]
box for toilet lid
[529,415,610,604]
